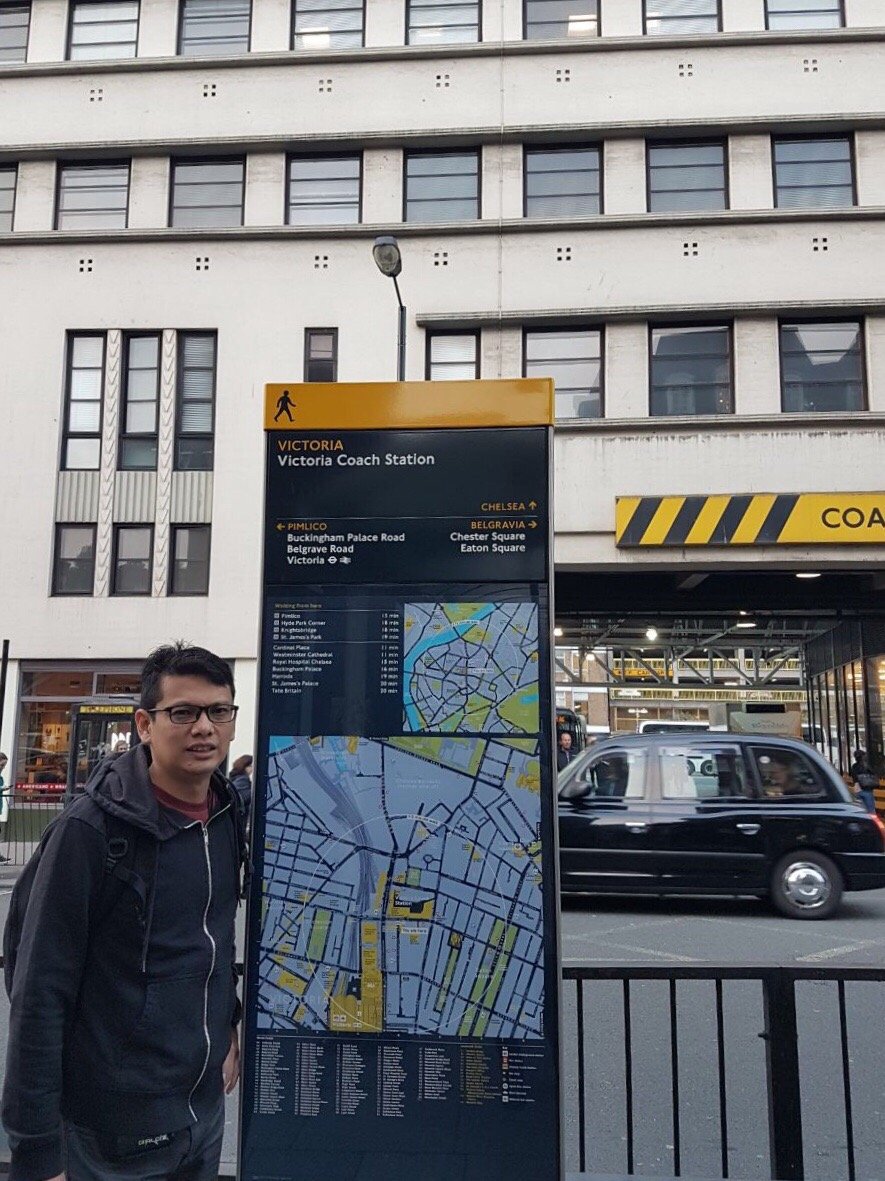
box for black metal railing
[562,964,885,1181]
[0,791,63,868]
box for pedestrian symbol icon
[274,390,295,423]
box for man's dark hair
[140,642,235,710]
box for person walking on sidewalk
[2,643,248,1181]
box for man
[850,748,878,813]
[557,730,575,772]
[2,643,246,1181]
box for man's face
[560,733,572,752]
[135,674,235,783]
[769,760,790,785]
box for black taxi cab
[558,733,885,919]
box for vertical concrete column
[366,0,405,47]
[599,0,643,37]
[732,317,780,416]
[864,316,885,412]
[481,326,522,378]
[251,0,291,51]
[12,162,57,232]
[728,136,773,210]
[137,0,178,57]
[855,132,885,206]
[605,323,649,418]
[483,0,521,42]
[721,0,766,32]
[26,0,67,63]
[603,140,646,214]
[245,153,286,227]
[128,158,170,229]
[845,0,882,27]
[94,331,123,597]
[361,150,403,222]
[482,145,517,220]
[153,330,177,597]
[232,658,259,763]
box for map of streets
[258,735,544,1040]
[403,602,539,733]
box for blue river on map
[403,604,498,730]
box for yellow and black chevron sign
[616,493,885,547]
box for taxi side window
[752,747,828,801]
[660,746,751,801]
[559,751,646,802]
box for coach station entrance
[553,567,885,788]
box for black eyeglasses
[147,704,239,725]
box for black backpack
[3,806,154,1000]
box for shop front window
[866,656,885,776]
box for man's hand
[223,1027,240,1094]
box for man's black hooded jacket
[1,745,244,1181]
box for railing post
[763,969,804,1180]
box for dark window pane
[113,527,152,595]
[176,333,216,471]
[305,329,338,381]
[780,321,864,413]
[645,0,719,33]
[288,155,360,224]
[69,1,138,59]
[774,137,853,208]
[171,159,244,227]
[753,746,829,801]
[525,0,598,39]
[525,147,600,217]
[408,0,479,44]
[0,167,16,232]
[180,0,250,55]
[171,526,211,594]
[0,3,29,62]
[525,330,602,420]
[766,0,842,29]
[292,0,363,49]
[651,326,732,416]
[57,164,129,230]
[405,152,479,222]
[120,334,160,469]
[648,142,726,212]
[54,526,95,595]
[120,437,158,469]
[175,436,214,470]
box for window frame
[303,327,339,382]
[55,160,131,232]
[559,747,649,803]
[522,325,605,420]
[0,1,31,63]
[642,0,721,34]
[425,330,481,381]
[169,524,212,596]
[0,163,17,232]
[174,330,218,472]
[168,155,246,229]
[645,138,729,214]
[111,524,154,597]
[748,743,835,802]
[118,331,162,471]
[67,0,140,61]
[657,742,754,803]
[648,322,735,418]
[406,0,482,46]
[52,523,97,597]
[177,0,253,56]
[403,149,482,224]
[286,152,363,226]
[523,143,603,218]
[778,316,868,414]
[763,0,844,30]
[523,0,599,40]
[290,0,366,50]
[771,133,856,209]
[62,331,106,471]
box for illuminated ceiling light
[553,626,563,637]
[735,621,757,629]
[645,627,658,642]
[796,572,822,579]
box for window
[287,155,360,225]
[404,151,480,223]
[63,334,105,470]
[112,526,153,595]
[119,334,160,470]
[407,0,479,44]
[780,321,865,413]
[524,146,601,217]
[647,141,727,212]
[525,0,597,39]
[175,332,216,470]
[650,325,732,416]
[170,526,211,595]
[292,0,363,49]
[53,525,96,595]
[644,0,719,34]
[765,0,843,29]
[56,163,129,230]
[170,158,245,228]
[426,333,479,380]
[525,330,602,420]
[179,0,250,55]
[660,745,750,800]
[0,2,30,62]
[559,750,647,801]
[752,746,830,801]
[304,328,338,381]
[773,137,854,208]
[0,166,15,232]
[69,1,139,59]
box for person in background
[557,731,575,772]
[229,754,253,818]
[850,748,878,814]
[0,753,8,864]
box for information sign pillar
[240,379,562,1180]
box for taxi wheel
[771,851,842,920]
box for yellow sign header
[264,379,554,431]
[77,704,135,715]
[616,493,885,546]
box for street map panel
[403,602,539,733]
[258,734,544,1040]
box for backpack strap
[94,813,155,926]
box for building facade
[0,0,883,786]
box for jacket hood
[84,744,234,840]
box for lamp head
[373,235,402,278]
